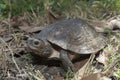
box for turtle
[27,19,108,77]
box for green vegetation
[0,0,120,80]
[0,0,120,19]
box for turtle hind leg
[60,50,75,78]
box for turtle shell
[36,19,107,54]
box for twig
[0,37,22,77]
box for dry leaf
[72,57,90,80]
[81,73,111,80]
[55,73,64,80]
[96,51,109,67]
[19,26,44,33]
[101,76,111,80]
[11,16,30,28]
[0,28,5,33]
[108,20,120,30]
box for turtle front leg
[60,50,75,78]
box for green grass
[0,0,120,19]
[0,0,120,80]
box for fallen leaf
[0,28,5,33]
[55,73,64,80]
[72,54,96,80]
[96,51,109,67]
[107,20,120,30]
[101,76,112,80]
[81,73,111,80]
[19,26,44,33]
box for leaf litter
[0,15,120,80]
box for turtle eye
[33,40,40,46]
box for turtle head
[27,38,53,58]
